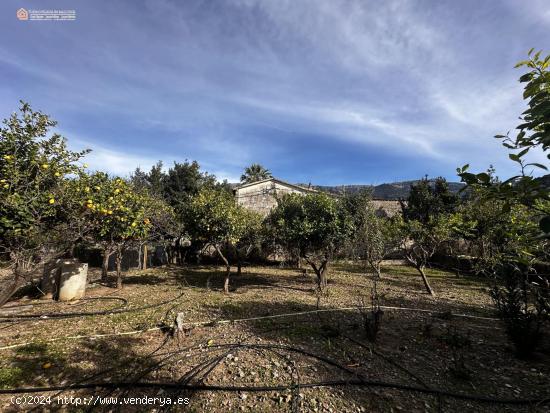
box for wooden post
[143,244,148,270]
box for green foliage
[400,177,458,295]
[458,49,550,234]
[355,207,402,276]
[269,192,352,259]
[403,177,458,224]
[70,173,152,243]
[184,188,248,246]
[0,101,89,269]
[268,192,353,289]
[457,50,550,356]
[164,160,218,212]
[491,264,546,358]
[458,186,543,275]
[184,188,252,292]
[240,163,272,184]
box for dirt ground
[0,262,548,412]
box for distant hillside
[309,180,465,200]
[232,178,465,200]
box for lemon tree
[71,172,152,288]
[0,102,89,305]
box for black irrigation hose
[342,334,431,390]
[1,380,549,405]
[0,297,128,320]
[0,292,185,321]
[2,340,548,406]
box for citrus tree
[71,172,152,288]
[400,177,458,296]
[456,50,550,356]
[268,192,352,291]
[357,209,402,278]
[184,188,248,293]
[400,215,454,296]
[0,102,89,305]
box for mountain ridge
[302,180,466,200]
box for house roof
[234,177,317,193]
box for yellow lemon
[49,198,55,204]
[131,222,137,227]
[83,163,88,168]
[41,164,49,169]
[3,155,11,160]
[54,172,60,177]
[3,184,8,189]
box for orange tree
[267,192,353,291]
[70,172,152,288]
[0,102,89,305]
[183,188,249,293]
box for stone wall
[235,180,313,216]
[371,199,402,217]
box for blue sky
[1,0,549,184]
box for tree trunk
[143,244,148,270]
[417,266,435,296]
[116,247,123,289]
[308,259,328,291]
[215,245,231,294]
[101,249,111,281]
[0,271,22,307]
[236,249,242,276]
[137,244,142,270]
[375,263,382,278]
[319,262,328,290]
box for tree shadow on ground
[206,297,550,412]
[165,265,315,294]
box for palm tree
[240,163,272,184]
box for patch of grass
[279,324,323,339]
[0,366,28,389]
[15,342,48,355]
[383,265,452,278]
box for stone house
[370,199,403,217]
[234,177,403,218]
[234,178,317,216]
